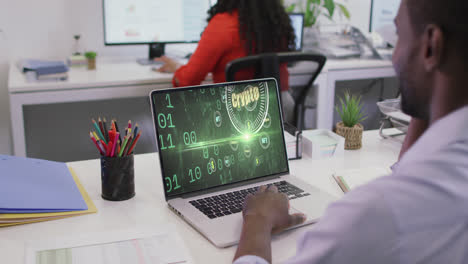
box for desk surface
[8,57,393,94]
[8,62,174,93]
[0,129,402,264]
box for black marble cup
[100,154,135,201]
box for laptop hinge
[167,174,283,200]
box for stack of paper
[0,155,97,227]
[302,129,345,159]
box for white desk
[8,62,175,158]
[8,58,394,158]
[0,129,402,264]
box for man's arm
[233,215,272,263]
[233,185,306,263]
[233,182,400,264]
[399,118,429,160]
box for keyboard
[189,181,310,219]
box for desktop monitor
[369,0,400,32]
[102,0,211,64]
[289,13,304,51]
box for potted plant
[84,51,97,70]
[335,90,366,150]
[286,0,351,47]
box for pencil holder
[100,154,135,201]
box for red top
[173,11,289,91]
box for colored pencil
[122,135,132,156]
[90,132,104,155]
[333,175,349,193]
[103,118,109,142]
[127,123,139,148]
[118,135,130,157]
[133,123,139,136]
[126,132,141,155]
[110,132,119,157]
[126,120,132,136]
[92,118,107,144]
[106,140,113,157]
[114,120,122,143]
[108,130,116,147]
[96,140,106,156]
[338,176,350,192]
[100,139,106,152]
[98,117,105,138]
[92,131,100,141]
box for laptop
[150,78,337,248]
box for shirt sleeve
[233,255,269,264]
[173,15,231,87]
[283,184,400,264]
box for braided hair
[207,0,296,55]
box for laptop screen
[151,79,289,198]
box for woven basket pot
[87,58,96,70]
[335,122,363,150]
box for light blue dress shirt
[234,106,468,264]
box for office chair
[225,52,326,131]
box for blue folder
[21,59,69,76]
[0,155,88,213]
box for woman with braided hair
[155,0,295,92]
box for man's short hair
[407,0,468,59]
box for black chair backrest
[225,52,327,130]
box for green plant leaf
[335,90,367,127]
[337,3,351,19]
[323,0,335,18]
[286,3,296,13]
[304,8,313,27]
[84,51,97,59]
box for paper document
[26,227,193,264]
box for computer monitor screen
[289,13,304,51]
[369,0,401,32]
[103,0,211,45]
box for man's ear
[422,24,445,71]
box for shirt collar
[400,105,468,164]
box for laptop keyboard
[189,181,310,219]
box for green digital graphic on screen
[152,79,288,197]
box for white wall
[284,0,372,33]
[69,1,146,58]
[0,0,372,156]
[0,0,75,155]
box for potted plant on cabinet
[84,51,97,70]
[335,90,366,150]
[286,0,351,47]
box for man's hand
[243,185,306,234]
[154,56,181,73]
[233,185,306,263]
